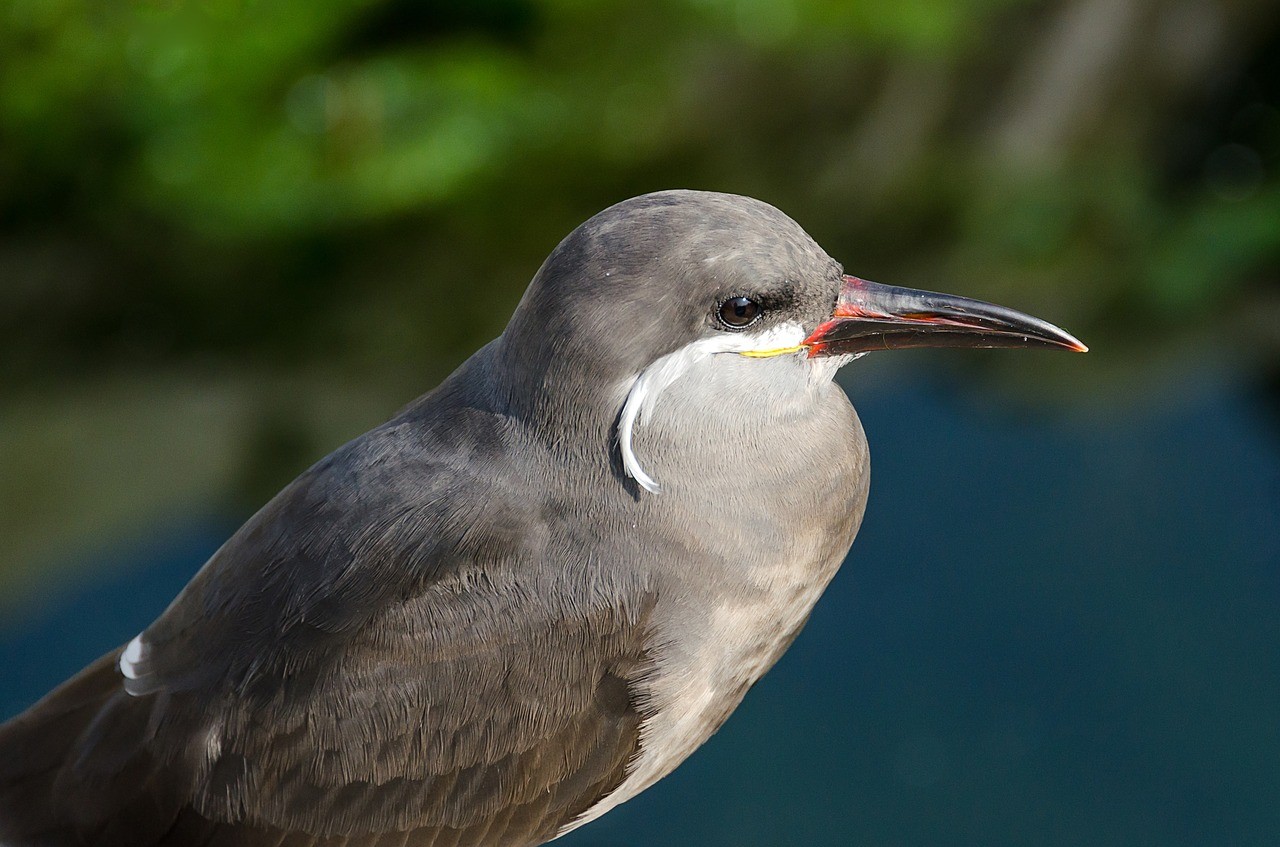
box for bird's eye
[717,296,762,329]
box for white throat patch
[616,322,808,493]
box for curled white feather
[617,322,808,494]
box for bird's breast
[565,363,869,833]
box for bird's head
[499,190,1085,492]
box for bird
[0,190,1085,847]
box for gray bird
[0,190,1085,847]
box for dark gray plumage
[0,190,1084,847]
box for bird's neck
[488,335,627,441]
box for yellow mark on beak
[738,345,806,359]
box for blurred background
[2,0,1279,844]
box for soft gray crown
[498,190,844,397]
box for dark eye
[717,296,762,329]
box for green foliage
[1,0,1278,579]
[3,0,1275,365]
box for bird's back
[0,349,659,847]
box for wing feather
[1,405,655,847]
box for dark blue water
[4,370,1278,846]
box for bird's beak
[803,276,1088,357]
